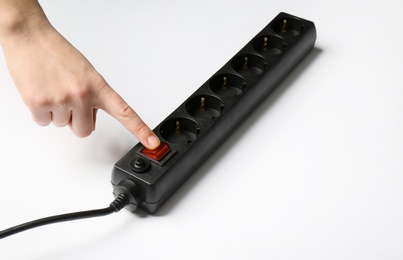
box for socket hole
[209,74,246,96]
[160,118,200,145]
[271,17,305,36]
[252,35,285,55]
[186,95,224,120]
[231,54,267,76]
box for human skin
[0,0,160,149]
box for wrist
[0,1,52,46]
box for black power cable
[0,180,141,239]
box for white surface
[1,0,403,259]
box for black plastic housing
[111,12,317,213]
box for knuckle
[133,121,149,136]
[117,102,135,119]
[91,73,109,93]
[54,95,70,106]
[92,73,106,87]
[116,102,150,136]
[68,78,94,103]
[76,88,91,102]
[25,96,51,109]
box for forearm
[0,0,51,46]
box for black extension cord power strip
[0,12,316,239]
[111,12,317,213]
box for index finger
[97,85,160,150]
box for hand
[0,4,160,149]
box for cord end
[112,179,142,212]
[110,194,129,212]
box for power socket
[111,12,317,213]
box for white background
[0,0,402,259]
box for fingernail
[147,135,160,149]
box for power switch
[141,142,171,161]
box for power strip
[111,12,317,213]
